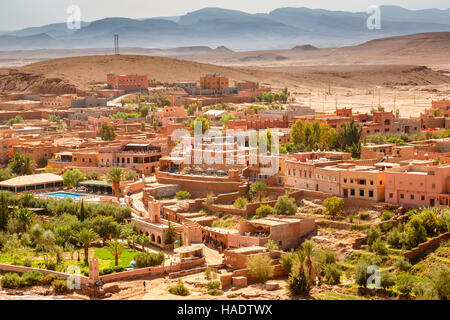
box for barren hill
[0,54,448,95]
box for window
[421,195,425,201]
[410,194,414,200]
[369,191,374,197]
[344,178,347,183]
[389,193,393,198]
[350,189,355,196]
[400,194,404,199]
[370,180,373,185]
[360,189,365,197]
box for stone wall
[0,263,90,285]
[403,232,450,260]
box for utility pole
[114,34,119,55]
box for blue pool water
[45,192,88,198]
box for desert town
[0,66,448,301]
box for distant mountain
[0,6,449,50]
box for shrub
[358,212,370,220]
[287,272,310,295]
[175,190,191,200]
[381,211,395,221]
[204,267,212,279]
[206,281,221,290]
[354,259,371,287]
[393,257,412,272]
[370,239,388,255]
[323,263,342,285]
[396,274,414,295]
[380,271,396,290]
[264,239,279,250]
[113,266,124,273]
[387,227,403,249]
[208,289,223,296]
[41,274,59,285]
[204,193,215,205]
[427,264,450,300]
[52,279,72,294]
[23,258,32,267]
[365,225,381,247]
[133,251,165,268]
[100,268,113,275]
[233,197,248,209]
[22,270,44,286]
[247,254,274,283]
[168,279,190,296]
[227,293,238,298]
[281,251,297,273]
[348,214,355,223]
[1,272,23,288]
[323,197,344,217]
[255,205,274,218]
[274,195,297,216]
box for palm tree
[15,207,34,232]
[106,238,125,266]
[107,167,123,198]
[128,234,138,249]
[76,228,98,264]
[250,181,267,203]
[8,153,35,175]
[301,240,318,286]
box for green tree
[6,115,24,126]
[220,113,236,129]
[0,192,10,231]
[62,169,85,187]
[247,254,274,283]
[107,167,123,198]
[175,190,191,200]
[106,238,125,266]
[8,153,35,175]
[76,228,98,264]
[255,205,274,218]
[190,117,210,135]
[164,221,176,245]
[233,197,248,209]
[98,122,116,141]
[0,168,15,182]
[15,208,34,232]
[273,195,297,215]
[249,181,267,203]
[323,197,344,217]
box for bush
[393,257,412,272]
[255,205,274,218]
[204,267,212,279]
[380,271,396,290]
[52,279,72,294]
[22,270,44,286]
[358,212,370,220]
[365,226,381,247]
[396,274,414,295]
[274,195,297,216]
[227,293,238,298]
[381,211,395,221]
[281,251,296,273]
[323,197,344,217]
[233,197,248,209]
[100,268,113,275]
[41,274,59,285]
[370,239,388,255]
[1,272,23,288]
[264,239,279,250]
[113,266,125,273]
[204,193,215,205]
[247,254,274,283]
[206,281,221,290]
[427,264,450,300]
[168,279,190,296]
[354,259,371,287]
[133,251,165,268]
[175,190,191,200]
[208,289,223,296]
[287,272,310,295]
[323,263,342,285]
[387,227,403,249]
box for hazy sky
[0,0,449,30]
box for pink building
[156,106,188,127]
[385,163,450,207]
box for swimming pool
[44,192,89,199]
